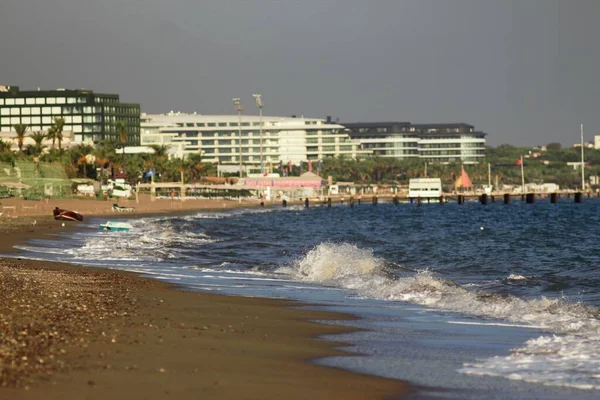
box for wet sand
[0,206,411,399]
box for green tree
[13,123,28,152]
[29,131,47,156]
[51,117,65,150]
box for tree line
[1,127,598,190]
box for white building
[344,122,487,164]
[141,112,370,168]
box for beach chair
[112,203,135,212]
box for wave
[285,242,600,390]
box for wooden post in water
[372,195,378,205]
[526,193,535,204]
[457,195,464,205]
[503,193,510,204]
[550,193,558,204]
[350,196,355,207]
[327,197,332,208]
[439,195,444,205]
[479,194,488,205]
[393,195,399,206]
[304,198,309,208]
[575,192,582,203]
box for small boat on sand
[99,221,133,232]
[53,207,84,222]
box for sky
[1,0,598,147]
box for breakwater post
[282,199,287,207]
[504,194,510,204]
[457,195,464,205]
[393,195,399,206]
[327,197,332,208]
[350,196,355,207]
[526,193,535,204]
[575,192,583,203]
[550,193,558,204]
[372,195,378,205]
[439,195,444,205]
[304,198,309,208]
[479,194,488,205]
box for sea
[9,198,600,399]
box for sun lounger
[112,203,135,212]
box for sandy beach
[0,199,411,399]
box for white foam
[287,242,600,391]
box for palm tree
[29,131,47,156]
[13,123,28,152]
[47,127,56,149]
[51,117,65,150]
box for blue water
[10,199,600,399]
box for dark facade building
[342,121,487,164]
[0,85,140,145]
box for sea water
[11,199,600,399]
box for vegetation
[0,128,597,191]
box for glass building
[0,85,140,145]
[343,122,487,164]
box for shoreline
[0,202,413,399]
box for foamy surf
[287,242,600,390]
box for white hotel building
[140,114,487,168]
[140,113,370,168]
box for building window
[0,99,3,105]
[35,98,45,105]
[46,98,56,104]
[5,99,15,105]
[15,98,25,105]
[56,97,66,104]
[10,117,20,124]
[10,108,20,115]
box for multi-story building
[0,85,140,145]
[141,112,369,168]
[343,121,486,164]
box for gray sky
[1,0,598,146]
